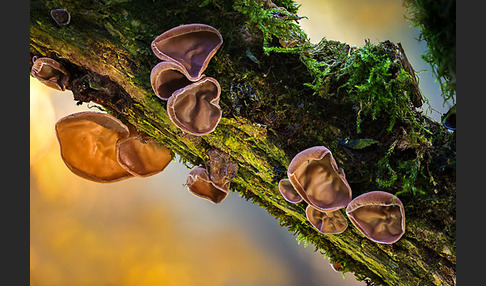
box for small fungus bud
[50,8,71,26]
[278,178,302,203]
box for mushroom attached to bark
[186,166,229,204]
[31,57,69,91]
[50,8,71,26]
[151,23,223,81]
[55,111,133,182]
[150,61,194,100]
[116,134,172,178]
[278,179,302,203]
[287,146,352,211]
[306,205,348,234]
[166,77,222,135]
[345,191,405,244]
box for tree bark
[30,0,455,285]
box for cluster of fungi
[279,146,406,245]
[32,17,406,265]
[31,22,236,204]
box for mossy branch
[30,0,455,285]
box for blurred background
[30,1,452,285]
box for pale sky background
[30,1,452,285]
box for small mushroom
[345,191,405,244]
[207,149,238,191]
[287,146,352,211]
[185,166,229,204]
[50,8,71,26]
[306,205,348,234]
[166,77,222,135]
[55,111,133,182]
[330,260,345,272]
[278,179,302,203]
[31,57,69,91]
[116,135,172,178]
[150,61,194,100]
[151,23,223,81]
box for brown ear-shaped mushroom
[50,8,71,26]
[31,57,69,91]
[278,179,302,203]
[151,23,223,81]
[116,135,172,178]
[166,77,222,135]
[186,166,229,204]
[150,61,195,100]
[287,146,352,211]
[306,205,348,234]
[55,111,133,182]
[345,191,405,244]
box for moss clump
[403,0,456,104]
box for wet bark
[30,0,455,285]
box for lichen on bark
[30,0,455,285]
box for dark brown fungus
[207,149,238,190]
[306,205,348,234]
[346,191,405,244]
[151,23,223,81]
[278,179,302,203]
[186,166,229,204]
[150,61,194,100]
[31,57,69,91]
[287,146,352,211]
[166,77,222,135]
[330,260,345,272]
[55,111,133,182]
[50,8,71,26]
[116,135,172,178]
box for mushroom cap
[345,191,405,244]
[287,146,352,211]
[150,61,195,100]
[116,136,172,177]
[330,261,345,272]
[278,179,302,203]
[166,77,222,135]
[31,57,69,91]
[50,8,71,26]
[306,205,348,234]
[55,111,133,182]
[186,166,229,204]
[151,23,223,81]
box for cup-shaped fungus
[116,135,172,178]
[186,166,229,204]
[150,61,195,100]
[151,23,223,81]
[31,57,69,91]
[55,111,133,182]
[306,205,348,234]
[166,77,222,135]
[345,191,405,244]
[278,179,302,203]
[287,146,352,211]
[50,8,71,26]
